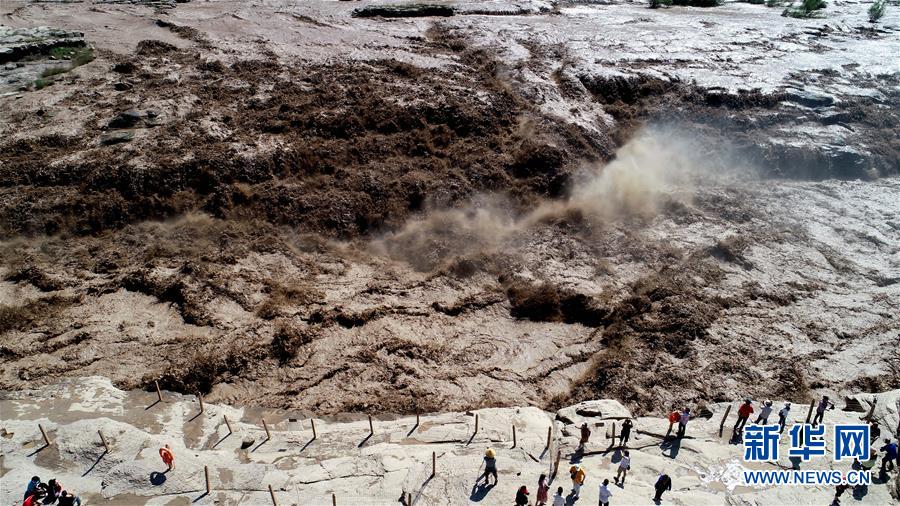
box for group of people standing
[493,416,674,506]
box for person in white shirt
[615,450,631,485]
[552,486,565,506]
[598,479,613,506]
[777,403,791,434]
[755,400,774,425]
[677,408,691,438]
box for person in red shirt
[159,444,175,472]
[734,399,754,433]
[666,409,680,438]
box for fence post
[268,484,278,506]
[262,419,271,440]
[311,419,317,440]
[224,415,233,435]
[805,401,815,424]
[155,381,163,403]
[474,414,479,435]
[38,424,51,446]
[512,425,516,448]
[332,493,336,506]
[369,415,374,435]
[546,426,551,448]
[198,393,205,414]
[204,466,211,495]
[611,421,616,446]
[432,451,436,477]
[98,430,109,452]
[718,404,732,437]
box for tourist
[620,419,633,447]
[552,486,565,506]
[598,478,612,506]
[880,438,898,473]
[755,400,773,425]
[579,422,591,451]
[615,450,631,485]
[677,408,690,438]
[159,444,175,472]
[57,490,82,506]
[666,409,680,437]
[653,474,672,502]
[833,483,850,504]
[734,399,753,432]
[24,476,41,500]
[811,396,834,427]
[22,489,46,506]
[44,479,62,502]
[536,473,549,505]
[570,464,586,498]
[777,403,791,433]
[480,448,498,485]
[515,485,529,505]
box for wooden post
[512,425,517,448]
[262,419,271,440]
[805,401,815,424]
[98,430,109,452]
[718,404,732,437]
[198,393,205,414]
[268,484,278,506]
[546,426,552,448]
[224,415,233,435]
[204,465,211,495]
[432,451,436,477]
[155,381,163,402]
[332,493,336,506]
[611,421,617,446]
[38,424,51,446]
[311,418,317,440]
[368,415,374,435]
[474,413,479,435]
[554,449,561,476]
[416,411,420,427]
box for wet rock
[784,88,835,108]
[557,400,633,425]
[100,130,134,145]
[108,110,143,129]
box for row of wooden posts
[41,383,853,504]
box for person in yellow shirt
[569,465,586,498]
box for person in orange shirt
[666,409,680,438]
[159,444,175,472]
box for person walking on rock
[570,464,586,498]
[777,403,791,433]
[515,485,530,506]
[620,419,633,447]
[552,486,565,506]
[666,409,680,437]
[677,408,690,438]
[598,479,613,506]
[536,473,549,505]
[812,396,835,427]
[159,444,175,472]
[615,450,631,485]
[734,399,753,432]
[579,422,591,451]
[480,448,498,485]
[653,474,672,502]
[755,400,774,425]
